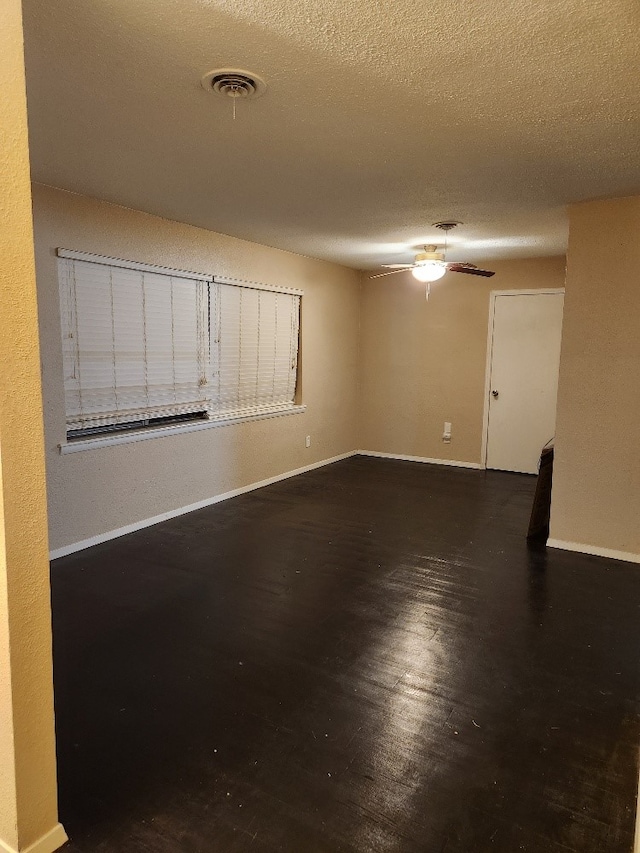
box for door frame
[480,288,565,470]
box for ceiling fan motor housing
[416,247,444,264]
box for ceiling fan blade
[381,264,414,269]
[445,262,477,269]
[448,264,495,277]
[369,267,414,279]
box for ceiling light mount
[201,68,267,101]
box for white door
[485,291,564,474]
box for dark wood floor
[51,456,640,853]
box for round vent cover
[201,68,267,100]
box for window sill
[59,405,307,454]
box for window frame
[56,250,305,453]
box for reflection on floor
[51,456,640,852]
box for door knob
[491,390,499,398]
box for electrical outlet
[443,421,452,443]
[305,435,311,448]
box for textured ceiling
[22,0,640,269]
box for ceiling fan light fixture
[412,262,447,282]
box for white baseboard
[50,451,357,560]
[547,538,640,566]
[358,450,483,469]
[0,824,68,853]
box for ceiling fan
[370,222,495,282]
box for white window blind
[59,257,210,433]
[209,282,300,419]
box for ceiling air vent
[201,68,267,101]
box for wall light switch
[444,422,452,434]
[305,435,311,448]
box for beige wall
[550,195,640,560]
[32,185,360,553]
[358,257,566,464]
[0,4,65,853]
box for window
[58,250,302,442]
[210,281,300,420]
